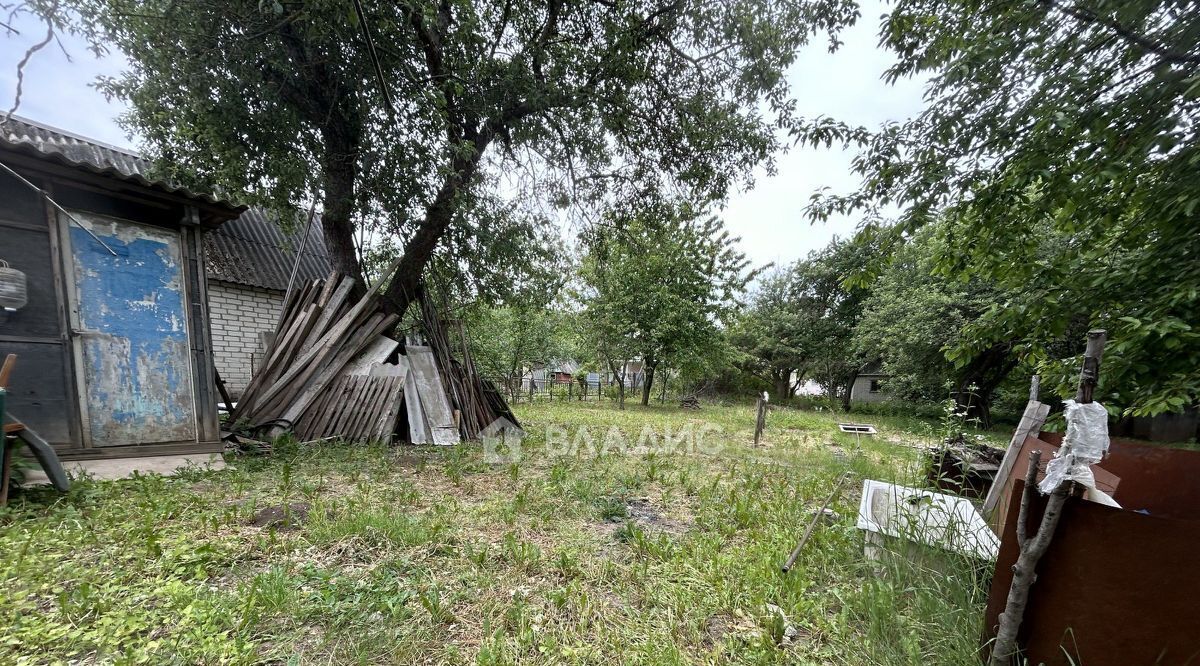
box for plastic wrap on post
[1039,400,1110,494]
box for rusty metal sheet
[985,440,1200,665]
[69,212,196,445]
[989,435,1121,536]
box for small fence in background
[488,370,673,405]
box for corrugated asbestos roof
[1,115,332,291]
[0,114,242,209]
[204,208,333,291]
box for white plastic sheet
[1039,400,1110,494]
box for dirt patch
[624,497,690,535]
[249,502,311,530]
[702,613,736,647]
[591,497,692,543]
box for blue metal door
[67,212,196,446]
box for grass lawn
[0,400,1000,665]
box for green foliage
[806,0,1200,416]
[464,300,576,385]
[61,0,861,306]
[731,235,882,407]
[579,204,754,402]
[854,225,1016,417]
[729,267,811,397]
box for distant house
[203,209,331,398]
[850,361,888,403]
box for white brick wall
[207,280,285,397]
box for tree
[806,0,1200,416]
[579,203,752,406]
[730,267,811,400]
[791,236,877,411]
[465,301,574,398]
[63,0,860,318]
[854,226,1017,426]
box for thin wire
[0,159,118,255]
[350,0,396,120]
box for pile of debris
[924,433,1004,498]
[229,265,515,445]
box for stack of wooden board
[417,290,520,438]
[231,267,405,441]
[230,267,515,445]
[293,366,407,442]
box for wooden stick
[1075,330,1106,404]
[782,472,850,573]
[0,354,15,389]
[988,330,1107,666]
[753,393,767,446]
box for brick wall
[207,280,284,398]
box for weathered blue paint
[70,215,196,445]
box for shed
[0,115,244,464]
[850,360,888,403]
[203,208,331,397]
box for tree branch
[1041,0,1200,66]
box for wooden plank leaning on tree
[235,283,322,419]
[270,312,401,437]
[251,256,402,413]
[300,276,356,355]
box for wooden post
[988,330,1106,666]
[214,369,235,414]
[753,393,768,446]
[1075,330,1106,403]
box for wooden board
[343,336,399,376]
[982,400,1051,521]
[407,346,459,446]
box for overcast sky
[0,2,927,269]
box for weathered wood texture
[232,272,511,445]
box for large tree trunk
[318,123,366,295]
[380,148,487,317]
[840,371,857,412]
[641,362,657,406]
[955,343,1018,429]
[772,370,792,404]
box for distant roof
[205,208,332,291]
[859,359,886,376]
[0,114,241,210]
